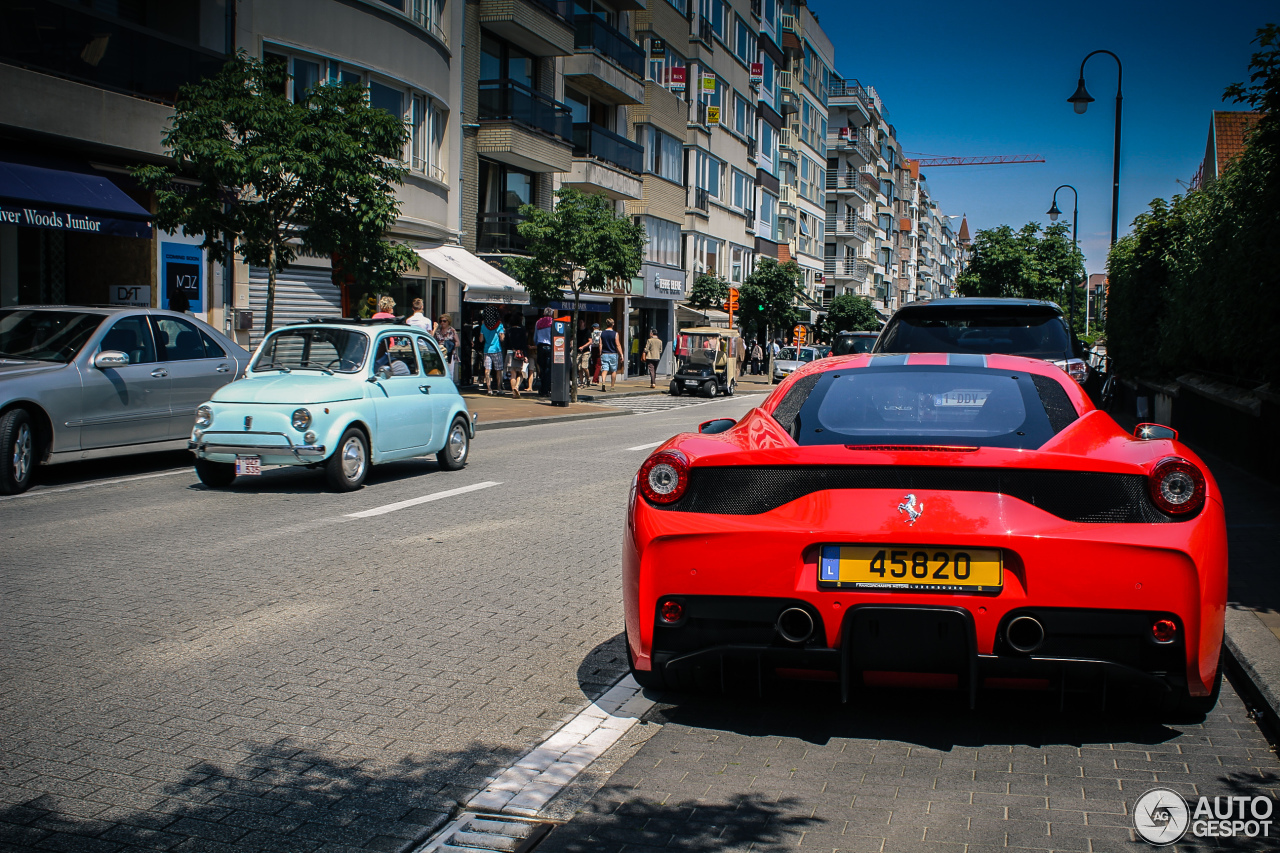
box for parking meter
[550,319,570,406]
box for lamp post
[1067,50,1122,249]
[1047,184,1079,332]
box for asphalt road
[1,394,1277,853]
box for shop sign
[669,67,686,91]
[0,203,151,239]
[161,242,203,312]
[750,63,764,86]
[654,274,684,295]
[109,285,151,308]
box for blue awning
[0,159,153,239]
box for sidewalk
[463,370,781,429]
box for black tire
[626,629,666,691]
[436,415,470,471]
[326,427,369,491]
[701,380,716,398]
[669,380,682,396]
[0,408,36,495]
[194,459,236,488]
[725,379,735,397]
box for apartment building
[0,0,464,347]
[823,77,876,304]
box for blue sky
[807,0,1275,273]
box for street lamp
[1068,50,1122,248]
[1048,184,1079,332]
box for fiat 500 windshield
[252,328,370,374]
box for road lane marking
[463,673,654,817]
[0,468,189,501]
[632,392,764,416]
[626,441,663,452]
[344,481,501,518]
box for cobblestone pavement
[0,395,756,853]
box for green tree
[134,52,415,332]
[685,273,729,313]
[824,293,880,334]
[956,221,1085,328]
[506,187,645,401]
[739,257,803,382]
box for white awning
[415,245,529,305]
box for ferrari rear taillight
[1152,618,1178,644]
[1148,456,1206,516]
[639,450,689,504]
[659,600,684,623]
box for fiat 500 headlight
[195,405,213,428]
[292,408,312,431]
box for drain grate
[414,812,555,853]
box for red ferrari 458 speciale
[624,353,1226,714]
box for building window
[734,92,750,137]
[694,149,723,199]
[691,234,724,274]
[731,169,752,212]
[642,216,680,267]
[734,16,752,64]
[760,191,777,241]
[643,126,682,182]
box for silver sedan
[0,305,250,494]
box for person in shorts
[599,318,620,392]
[480,307,505,394]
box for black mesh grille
[1032,374,1078,433]
[653,465,1179,523]
[771,374,819,432]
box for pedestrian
[479,307,504,394]
[629,332,640,376]
[534,307,554,396]
[372,295,396,319]
[599,318,621,392]
[588,323,603,386]
[433,313,459,382]
[643,328,663,388]
[505,312,528,399]
[406,298,432,332]
[750,339,763,375]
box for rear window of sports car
[789,366,1058,449]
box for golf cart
[670,327,741,398]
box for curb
[1224,607,1280,734]
[475,408,632,431]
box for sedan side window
[151,316,210,361]
[417,336,445,376]
[100,316,156,365]
[374,335,420,376]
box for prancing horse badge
[897,493,924,525]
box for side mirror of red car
[1134,423,1178,441]
[698,418,737,434]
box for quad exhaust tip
[1006,615,1045,653]
[777,607,815,644]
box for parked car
[772,345,821,381]
[626,352,1225,716]
[874,298,1089,384]
[832,330,879,355]
[0,305,250,494]
[188,320,474,491]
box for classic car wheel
[669,380,682,396]
[701,380,716,398]
[326,427,369,491]
[194,459,236,488]
[0,408,36,495]
[436,415,470,471]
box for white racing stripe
[625,441,663,452]
[344,480,500,518]
[0,468,189,502]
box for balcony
[826,171,870,202]
[692,100,708,127]
[1,0,227,104]
[746,137,757,162]
[479,79,572,141]
[695,16,714,48]
[479,0,575,56]
[565,16,645,103]
[827,216,872,242]
[823,258,872,283]
[565,122,643,200]
[829,131,874,164]
[690,187,709,212]
[745,210,756,231]
[477,213,529,254]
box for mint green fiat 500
[188,320,473,491]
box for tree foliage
[685,273,729,312]
[738,258,803,380]
[823,293,881,335]
[134,51,416,331]
[956,222,1085,315]
[1107,24,1280,384]
[506,187,645,400]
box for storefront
[0,156,154,308]
[628,264,684,376]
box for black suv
[873,298,1088,384]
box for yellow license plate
[818,545,1002,593]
